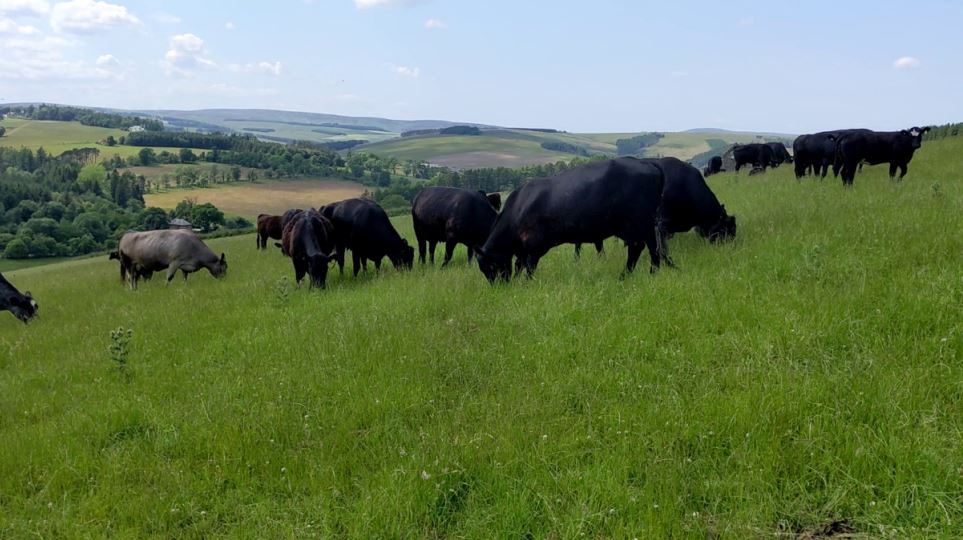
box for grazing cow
[475,157,667,283]
[573,241,605,259]
[280,209,338,288]
[835,127,930,185]
[732,143,775,172]
[766,142,793,167]
[1,272,37,323]
[256,214,283,250]
[412,187,498,266]
[654,157,736,242]
[321,198,414,276]
[109,250,155,283]
[703,155,723,177]
[118,230,227,289]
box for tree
[138,147,156,166]
[190,203,224,232]
[179,148,197,163]
[138,207,169,230]
[231,166,241,181]
[105,135,116,146]
[0,126,6,138]
[3,238,29,259]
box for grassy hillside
[144,178,367,218]
[0,118,201,159]
[1,138,960,537]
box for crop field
[0,119,205,159]
[144,178,367,218]
[1,138,961,537]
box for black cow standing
[835,127,930,185]
[654,157,737,242]
[321,198,414,276]
[411,187,499,266]
[703,155,723,177]
[793,130,858,179]
[766,142,793,167]
[1,272,37,323]
[476,157,667,283]
[279,209,338,288]
[732,144,775,172]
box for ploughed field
[1,139,961,537]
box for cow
[118,230,227,289]
[412,187,498,266]
[573,241,605,259]
[732,143,775,172]
[1,272,37,323]
[835,127,930,185]
[279,209,338,288]
[766,142,793,167]
[475,157,667,283]
[280,208,304,231]
[793,130,858,179]
[485,192,502,212]
[321,198,414,276]
[654,157,736,242]
[109,250,155,283]
[256,214,283,250]
[703,155,723,177]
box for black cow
[766,142,793,167]
[412,187,498,266]
[703,155,723,177]
[792,130,858,179]
[652,157,737,242]
[573,241,605,259]
[279,209,338,288]
[1,272,37,323]
[321,198,414,276]
[475,157,667,283]
[109,250,155,283]
[835,127,930,185]
[732,144,775,172]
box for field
[1,138,961,537]
[144,178,367,218]
[0,119,204,159]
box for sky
[1,0,961,133]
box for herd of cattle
[703,126,930,185]
[0,125,932,323]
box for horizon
[2,1,961,133]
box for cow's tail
[648,161,670,265]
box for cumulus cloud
[0,15,38,33]
[424,18,445,29]
[0,0,50,17]
[355,0,422,8]
[163,33,216,76]
[893,56,920,69]
[50,0,140,33]
[0,33,117,79]
[228,61,282,76]
[95,52,118,66]
[224,20,234,30]
[392,65,420,78]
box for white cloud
[0,0,50,17]
[50,0,140,33]
[424,18,446,29]
[228,61,282,76]
[163,33,216,76]
[224,20,234,30]
[355,0,422,8]
[0,33,118,79]
[152,11,180,24]
[0,15,38,33]
[893,56,920,69]
[392,65,419,78]
[95,52,118,66]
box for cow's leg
[417,236,427,264]
[441,240,457,267]
[294,261,306,287]
[428,240,437,265]
[524,254,541,278]
[623,241,644,277]
[595,240,605,256]
[374,258,382,272]
[898,164,907,180]
[336,248,345,275]
[574,243,582,260]
[888,163,898,180]
[352,252,363,277]
[166,267,177,285]
[513,255,525,278]
[466,245,475,264]
[182,269,189,282]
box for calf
[118,230,227,289]
[476,157,667,282]
[412,187,498,266]
[321,198,414,276]
[109,250,155,283]
[1,272,37,323]
[835,127,929,185]
[280,209,338,288]
[256,214,283,250]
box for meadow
[0,119,204,159]
[0,138,961,537]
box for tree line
[1,104,164,131]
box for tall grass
[0,139,960,537]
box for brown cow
[256,214,283,250]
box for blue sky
[1,0,961,133]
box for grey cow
[118,230,227,289]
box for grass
[221,120,398,144]
[0,119,205,159]
[144,177,367,218]
[0,138,961,537]
[0,256,76,273]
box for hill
[0,117,203,159]
[1,137,960,537]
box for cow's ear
[922,126,931,133]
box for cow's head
[474,246,511,284]
[307,250,336,289]
[392,240,414,271]
[901,126,930,149]
[211,253,228,278]
[486,192,502,212]
[7,292,38,323]
[704,206,737,243]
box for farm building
[168,218,192,230]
